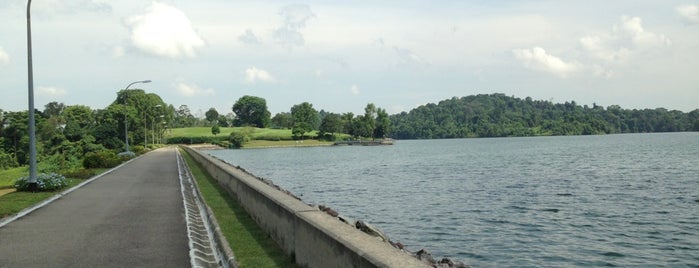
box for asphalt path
[0,147,189,267]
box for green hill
[390,93,699,139]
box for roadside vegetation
[0,167,107,219]
[0,178,82,218]
[180,148,297,268]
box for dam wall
[182,146,427,268]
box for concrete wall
[182,146,428,268]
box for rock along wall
[182,146,428,268]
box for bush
[14,173,68,192]
[83,150,121,169]
[228,132,247,148]
[131,145,148,155]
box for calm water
[207,133,699,267]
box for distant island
[390,93,699,139]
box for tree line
[390,93,699,139]
[222,95,390,141]
[2,91,696,171]
[0,92,390,171]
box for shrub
[14,173,68,192]
[83,150,121,169]
[228,132,247,148]
[131,145,148,155]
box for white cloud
[125,2,205,59]
[238,29,260,44]
[512,47,580,77]
[245,67,275,83]
[273,4,315,47]
[619,16,671,47]
[176,82,215,97]
[393,47,428,67]
[677,5,699,23]
[38,86,67,96]
[350,85,360,95]
[581,16,670,62]
[112,46,125,58]
[0,46,9,64]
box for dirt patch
[0,188,16,197]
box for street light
[26,0,38,190]
[122,80,151,154]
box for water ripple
[207,133,699,267]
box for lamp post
[123,80,151,153]
[26,0,38,190]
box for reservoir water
[206,133,699,267]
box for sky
[0,0,698,117]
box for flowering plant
[14,173,68,192]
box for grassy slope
[170,127,295,139]
[0,167,28,188]
[169,127,348,141]
[180,148,296,268]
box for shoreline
[187,140,336,150]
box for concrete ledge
[182,146,427,268]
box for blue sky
[0,0,697,117]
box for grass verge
[180,148,297,268]
[0,178,81,218]
[0,168,107,218]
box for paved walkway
[0,147,189,267]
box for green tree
[211,125,221,136]
[62,105,94,142]
[340,112,354,135]
[174,105,196,128]
[43,102,65,119]
[374,108,390,138]
[232,95,271,128]
[319,113,342,140]
[290,102,319,139]
[205,108,219,125]
[271,112,294,129]
[362,103,377,139]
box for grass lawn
[180,148,297,268]
[169,127,349,141]
[0,178,81,218]
[245,139,334,148]
[0,167,28,189]
[170,127,237,137]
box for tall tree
[374,108,390,138]
[62,105,94,142]
[319,113,342,139]
[232,95,271,128]
[363,103,377,139]
[174,105,195,127]
[290,102,319,139]
[205,108,219,125]
[271,112,294,129]
[43,102,65,119]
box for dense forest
[390,94,699,139]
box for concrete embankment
[182,146,428,268]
